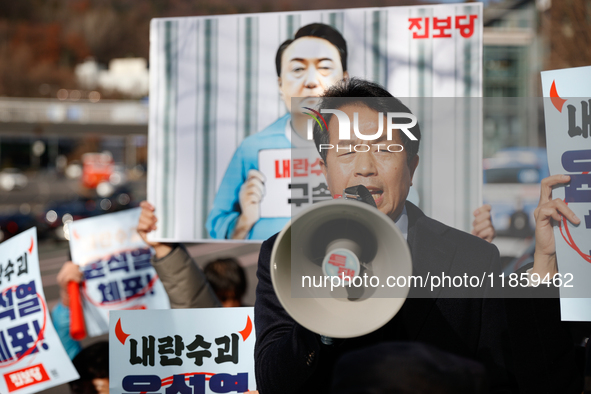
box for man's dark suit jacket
[254,201,582,394]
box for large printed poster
[0,228,79,394]
[109,308,256,393]
[148,3,483,242]
[68,208,171,337]
[541,66,591,321]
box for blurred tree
[0,0,421,98]
[542,0,591,70]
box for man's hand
[471,204,495,243]
[56,261,83,307]
[232,170,266,239]
[138,201,175,258]
[532,175,580,278]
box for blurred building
[481,0,591,157]
[0,96,149,242]
[0,97,148,168]
[482,0,546,158]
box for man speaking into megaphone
[254,78,581,393]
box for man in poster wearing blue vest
[206,23,349,240]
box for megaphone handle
[68,281,87,341]
[320,335,334,346]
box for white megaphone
[270,186,412,342]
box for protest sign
[541,65,591,321]
[109,308,256,393]
[0,227,79,393]
[148,3,483,242]
[68,208,170,337]
[259,148,330,218]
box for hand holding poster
[541,65,591,321]
[68,208,170,337]
[109,308,256,393]
[0,227,79,394]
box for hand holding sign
[471,204,495,243]
[137,201,174,258]
[56,261,86,339]
[56,261,83,307]
[532,175,581,278]
[69,208,171,337]
[233,170,266,239]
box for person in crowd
[137,201,220,308]
[139,202,258,394]
[204,258,248,307]
[253,78,583,393]
[51,203,220,358]
[68,341,109,394]
[52,259,84,359]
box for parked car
[483,148,549,238]
[0,211,36,242]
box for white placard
[541,65,591,321]
[0,228,79,393]
[259,148,329,218]
[109,308,256,393]
[68,208,170,337]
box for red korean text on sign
[275,160,290,179]
[408,15,478,39]
[433,17,452,38]
[4,364,50,392]
[292,159,309,178]
[310,159,323,176]
[408,17,429,39]
[455,15,478,38]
